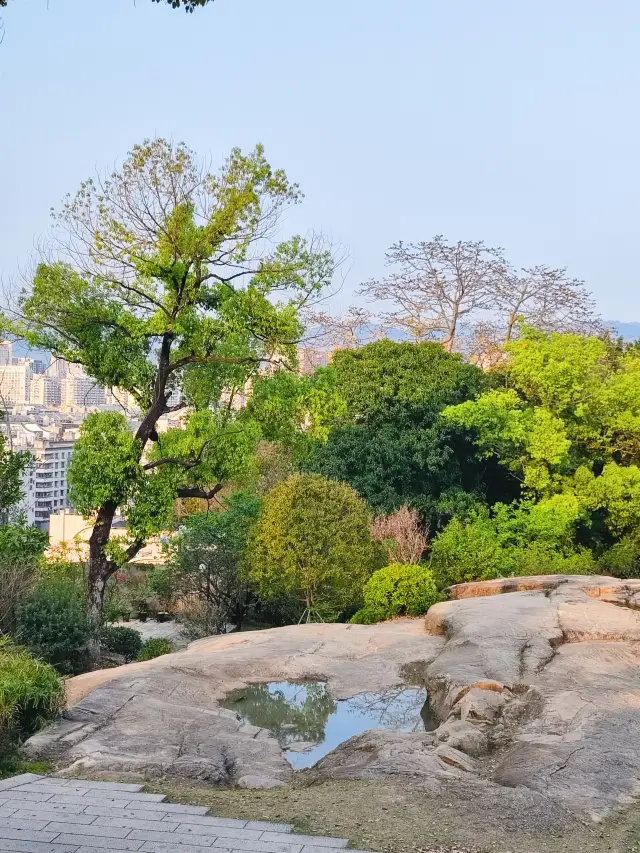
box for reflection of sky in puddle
[223,681,433,769]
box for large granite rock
[26,575,640,825]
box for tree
[360,237,506,350]
[168,491,261,631]
[248,473,382,620]
[304,340,515,528]
[5,138,334,625]
[442,327,640,565]
[356,236,599,353]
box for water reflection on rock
[223,680,430,769]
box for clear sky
[1,0,639,319]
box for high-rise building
[31,359,48,375]
[60,375,106,408]
[0,363,32,404]
[0,341,12,366]
[30,375,62,407]
[10,424,75,529]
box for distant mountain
[608,321,640,341]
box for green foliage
[136,637,172,661]
[16,581,94,675]
[170,491,262,630]
[0,433,33,517]
[429,501,597,588]
[248,474,382,619]
[0,637,64,761]
[599,536,640,579]
[444,328,640,495]
[100,626,143,661]
[9,137,335,620]
[69,412,141,516]
[0,522,48,634]
[429,513,506,587]
[351,563,441,624]
[152,0,214,9]
[304,341,512,529]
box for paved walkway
[0,774,373,852]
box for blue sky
[1,0,640,319]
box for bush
[511,544,598,577]
[100,626,143,661]
[176,600,227,641]
[599,536,640,579]
[429,514,505,588]
[0,523,48,634]
[248,474,383,621]
[0,637,64,764]
[16,581,94,675]
[351,563,441,624]
[136,637,171,661]
[102,581,132,623]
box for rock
[459,687,506,723]
[435,719,489,757]
[24,576,640,826]
[435,743,478,772]
[237,774,287,789]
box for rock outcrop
[26,575,640,825]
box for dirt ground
[140,777,640,853]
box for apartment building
[10,424,75,528]
[0,362,32,404]
[60,375,106,408]
[30,374,62,407]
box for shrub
[248,474,383,621]
[0,637,64,764]
[16,581,94,675]
[599,536,640,579]
[100,626,143,661]
[176,600,227,641]
[371,507,428,565]
[511,544,598,577]
[429,514,505,588]
[0,523,48,634]
[168,492,262,630]
[351,563,441,624]
[102,581,132,623]
[136,637,171,661]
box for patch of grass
[141,778,640,853]
[0,756,52,780]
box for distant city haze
[1,1,640,319]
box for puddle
[223,680,435,769]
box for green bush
[429,514,505,588]
[102,581,132,623]
[351,563,441,624]
[16,581,94,675]
[511,544,598,577]
[136,637,171,662]
[248,474,383,620]
[599,536,640,579]
[0,637,64,764]
[100,626,143,661]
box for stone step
[0,775,375,852]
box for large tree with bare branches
[3,138,333,625]
[359,236,600,354]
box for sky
[1,0,640,320]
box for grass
[141,777,640,853]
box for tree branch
[176,484,223,500]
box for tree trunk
[86,501,118,654]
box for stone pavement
[0,774,373,852]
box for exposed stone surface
[26,575,640,827]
